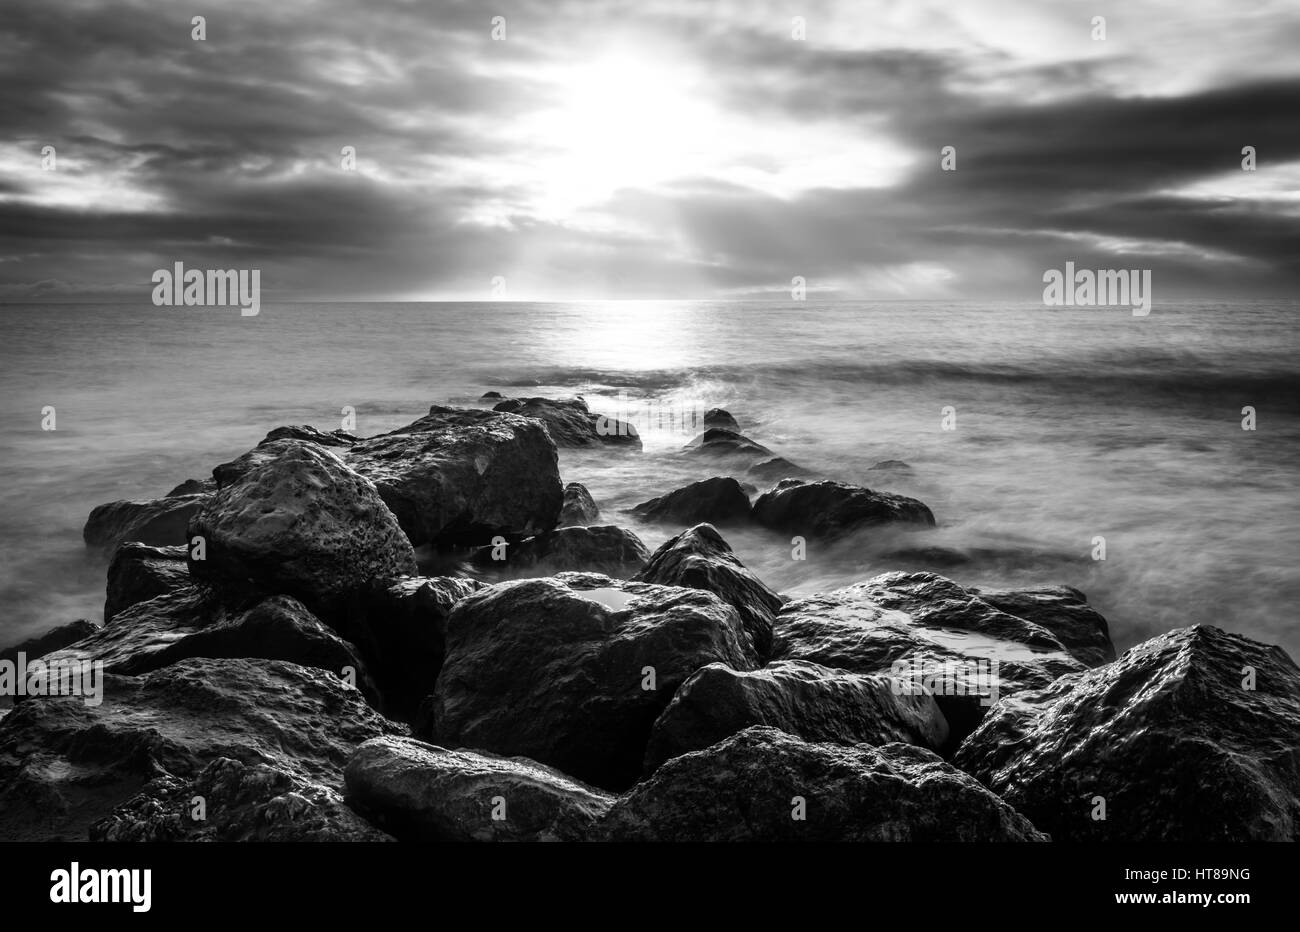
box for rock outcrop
[753,479,935,538]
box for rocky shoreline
[2,396,1297,841]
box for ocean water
[1,299,1297,658]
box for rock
[262,425,359,448]
[83,494,210,552]
[492,396,641,449]
[558,482,600,526]
[335,576,483,722]
[972,585,1116,667]
[644,660,948,773]
[40,590,377,703]
[0,620,100,667]
[165,478,216,497]
[771,571,1086,747]
[91,757,392,841]
[104,542,189,621]
[480,391,505,401]
[702,408,740,431]
[882,546,972,568]
[347,406,564,546]
[684,428,773,459]
[753,479,936,538]
[427,573,760,790]
[955,626,1300,841]
[632,477,752,526]
[187,440,417,615]
[345,735,613,842]
[473,526,651,578]
[0,657,401,841]
[632,524,779,657]
[868,460,913,472]
[747,456,812,483]
[597,726,1047,841]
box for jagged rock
[492,396,641,449]
[753,479,935,538]
[747,457,812,483]
[83,494,210,552]
[426,573,759,790]
[0,620,100,667]
[632,524,779,657]
[91,757,392,841]
[558,482,600,526]
[684,428,773,459]
[335,576,482,721]
[644,660,948,773]
[40,590,377,703]
[702,408,740,431]
[632,477,751,526]
[955,625,1300,841]
[104,542,189,621]
[0,657,401,841]
[473,526,651,578]
[972,585,1116,667]
[345,735,613,842]
[187,440,417,615]
[165,478,216,497]
[771,572,1085,747]
[597,726,1047,841]
[347,406,564,546]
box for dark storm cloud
[1,0,1298,300]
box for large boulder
[345,735,613,842]
[426,573,760,790]
[187,440,417,615]
[334,576,483,721]
[632,477,752,526]
[91,757,392,841]
[955,625,1300,841]
[753,479,935,538]
[972,585,1116,667]
[684,428,772,459]
[83,494,210,552]
[771,572,1086,747]
[632,524,780,658]
[597,726,1047,841]
[347,406,564,546]
[38,590,376,704]
[473,526,651,579]
[492,396,641,450]
[702,408,740,431]
[644,660,948,773]
[0,657,401,841]
[558,482,600,526]
[104,542,190,621]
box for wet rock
[83,494,210,552]
[104,542,190,621]
[492,396,641,449]
[347,406,564,546]
[771,571,1085,747]
[972,585,1116,667]
[747,457,813,483]
[632,477,752,526]
[868,460,913,472]
[0,657,401,841]
[559,481,600,526]
[480,391,505,401]
[644,660,948,773]
[187,440,417,615]
[0,620,100,667]
[473,526,651,579]
[262,425,359,448]
[684,428,773,459]
[165,478,216,497]
[955,626,1300,841]
[335,576,483,722]
[597,726,1047,841]
[632,524,779,657]
[426,573,759,790]
[91,757,392,841]
[345,735,613,842]
[702,408,740,431]
[753,479,935,538]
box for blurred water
[1,299,1296,657]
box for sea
[1,299,1297,658]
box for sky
[1,0,1298,302]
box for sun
[532,50,714,217]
